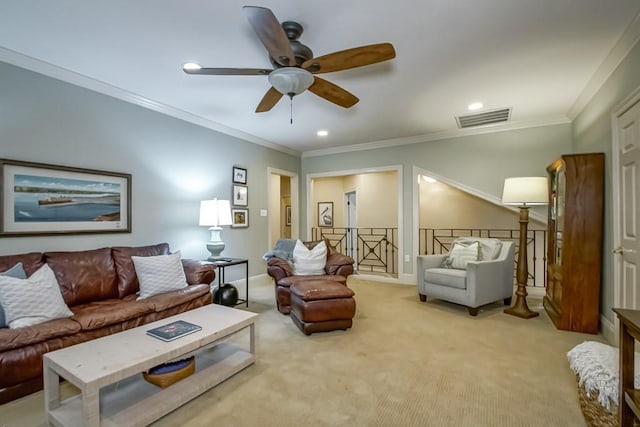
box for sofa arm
[417,254,447,271]
[181,259,215,285]
[267,257,293,283]
[417,254,448,290]
[325,252,355,276]
[466,259,514,305]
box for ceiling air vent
[456,107,511,129]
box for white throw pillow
[0,264,73,329]
[132,251,188,300]
[293,240,327,276]
[0,262,28,328]
[445,241,481,270]
[456,237,503,260]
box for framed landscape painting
[0,159,131,236]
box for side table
[208,258,249,307]
[613,308,640,426]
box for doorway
[267,167,299,250]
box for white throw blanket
[567,341,640,411]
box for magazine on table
[146,320,202,342]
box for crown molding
[0,47,300,157]
[302,115,570,158]
[567,10,640,119]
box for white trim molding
[0,47,300,157]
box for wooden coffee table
[43,304,257,427]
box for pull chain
[288,93,294,124]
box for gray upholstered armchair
[416,237,515,316]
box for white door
[614,97,640,310]
[345,191,358,266]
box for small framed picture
[285,205,291,226]
[231,208,249,228]
[232,166,247,184]
[318,202,333,227]
[232,184,248,206]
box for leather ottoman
[276,275,347,314]
[289,280,356,335]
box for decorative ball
[213,283,239,306]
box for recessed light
[183,62,202,71]
[420,175,437,184]
[317,130,328,137]
[468,102,483,111]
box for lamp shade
[199,199,232,227]
[502,177,548,206]
[268,67,314,96]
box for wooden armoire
[543,153,604,334]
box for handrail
[311,227,398,274]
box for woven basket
[575,374,617,427]
[143,356,195,388]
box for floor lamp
[502,177,548,319]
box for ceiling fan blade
[302,43,396,74]
[256,86,284,113]
[308,77,359,108]
[183,67,272,76]
[243,6,294,67]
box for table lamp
[199,198,232,260]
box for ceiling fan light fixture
[183,62,202,71]
[268,67,314,96]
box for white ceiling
[1,1,639,155]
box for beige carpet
[0,276,602,426]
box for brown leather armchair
[266,240,355,314]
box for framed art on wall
[0,158,131,236]
[231,208,249,228]
[232,185,248,206]
[318,202,333,227]
[232,166,247,184]
[285,205,291,226]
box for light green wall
[572,41,640,323]
[0,61,300,277]
[302,124,572,274]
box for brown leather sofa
[0,243,215,404]
[266,240,355,314]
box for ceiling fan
[183,6,396,114]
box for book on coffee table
[146,320,202,342]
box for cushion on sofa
[424,268,467,289]
[132,251,188,300]
[0,252,44,277]
[293,240,327,275]
[0,264,74,329]
[0,317,81,352]
[454,237,503,261]
[71,298,155,331]
[140,284,211,312]
[45,247,119,306]
[112,243,170,298]
[0,263,27,328]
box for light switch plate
[404,254,410,262]
[260,209,268,217]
